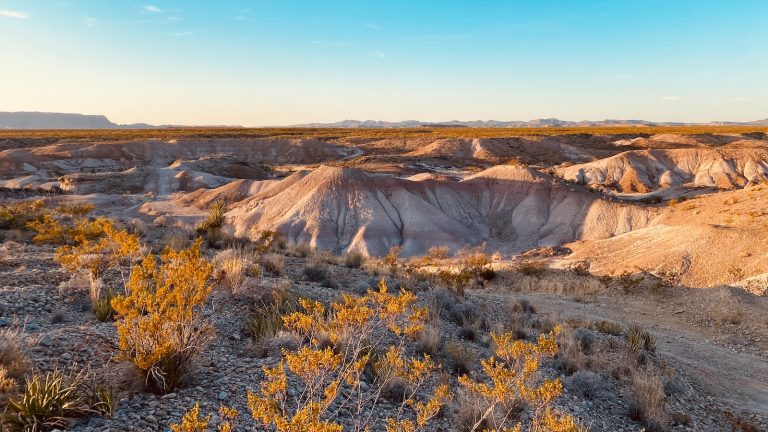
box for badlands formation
[2,129,766,288]
[1,127,768,431]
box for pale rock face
[556,142,768,192]
[225,165,655,256]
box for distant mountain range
[0,112,156,129]
[291,118,768,128]
[1,111,767,129]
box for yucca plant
[92,289,116,322]
[3,370,88,431]
[195,201,227,235]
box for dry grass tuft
[444,340,475,376]
[593,320,623,336]
[628,373,668,432]
[343,250,366,269]
[260,253,285,276]
[515,261,547,277]
[627,325,656,353]
[213,247,254,292]
[416,325,442,356]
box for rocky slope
[224,165,655,256]
[556,141,768,193]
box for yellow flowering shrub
[27,207,109,244]
[247,279,449,432]
[55,219,141,280]
[458,326,586,432]
[111,239,214,393]
[0,199,47,230]
[170,403,239,432]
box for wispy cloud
[370,50,387,58]
[0,9,29,19]
[660,96,680,101]
[143,5,162,13]
[84,16,98,27]
[171,31,192,37]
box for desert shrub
[476,267,496,282]
[455,392,492,432]
[718,308,744,325]
[444,340,475,376]
[459,323,481,342]
[627,325,656,353]
[54,221,141,321]
[57,271,93,306]
[457,244,494,283]
[416,325,442,356]
[111,239,214,394]
[570,261,591,276]
[291,242,314,258]
[510,297,536,314]
[427,245,451,260]
[459,326,586,431]
[565,318,591,329]
[565,370,610,399]
[260,253,285,276]
[247,280,449,432]
[628,373,668,432]
[195,201,227,235]
[127,218,147,236]
[28,214,110,246]
[0,327,32,404]
[554,328,588,375]
[616,271,642,292]
[55,202,96,217]
[302,262,329,282]
[344,250,366,269]
[516,261,547,277]
[0,199,47,231]
[593,320,622,335]
[573,328,597,353]
[384,245,402,273]
[423,287,455,322]
[163,231,192,250]
[2,369,111,430]
[55,220,141,280]
[170,403,239,432]
[436,269,471,296]
[651,268,682,292]
[253,230,285,253]
[446,301,483,328]
[246,289,301,341]
[213,247,254,292]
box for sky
[1,0,767,126]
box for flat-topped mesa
[224,164,655,257]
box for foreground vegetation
[0,199,763,431]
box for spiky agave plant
[3,369,89,430]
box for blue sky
[1,0,767,126]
